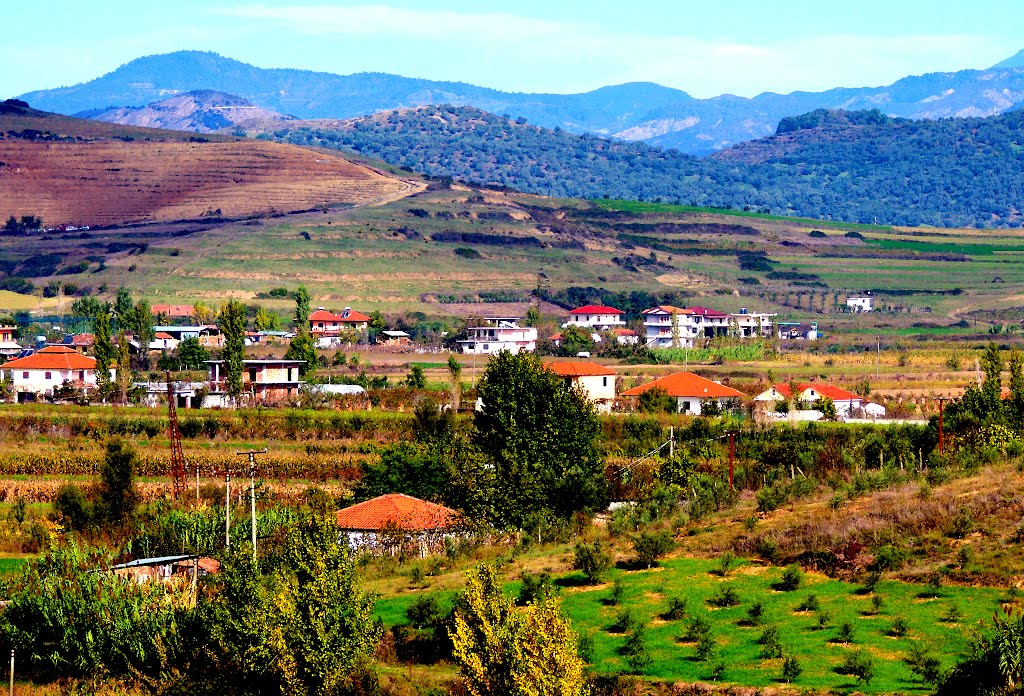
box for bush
[889,617,909,637]
[708,585,740,608]
[610,608,639,634]
[682,614,712,642]
[620,627,652,673]
[518,571,556,605]
[406,594,442,628]
[840,649,875,684]
[782,655,802,683]
[906,643,943,685]
[835,621,856,643]
[695,632,716,661]
[777,564,802,591]
[633,530,674,568]
[714,550,736,576]
[745,602,765,626]
[608,579,624,605]
[573,540,613,584]
[757,625,783,658]
[816,610,832,630]
[796,594,819,612]
[662,596,688,621]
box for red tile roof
[66,333,95,346]
[772,383,861,402]
[154,332,175,340]
[622,371,744,399]
[685,306,728,318]
[335,494,459,532]
[569,305,623,315]
[547,361,616,377]
[4,346,96,371]
[151,304,194,317]
[310,308,371,323]
[612,328,638,336]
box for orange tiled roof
[310,308,371,323]
[4,345,96,371]
[612,328,638,336]
[569,305,623,315]
[773,383,860,402]
[151,304,194,317]
[547,361,616,377]
[622,371,744,399]
[335,494,458,531]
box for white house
[0,326,21,358]
[642,306,731,348]
[149,332,179,351]
[562,305,627,340]
[846,296,875,312]
[622,371,745,416]
[3,345,97,399]
[754,382,875,419]
[309,307,371,337]
[458,317,537,355]
[336,494,460,557]
[546,361,616,412]
[731,309,776,338]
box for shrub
[889,617,909,637]
[518,571,556,605]
[861,570,882,594]
[778,564,802,591]
[918,572,943,599]
[940,603,962,623]
[906,643,943,685]
[610,608,639,634]
[816,610,832,630]
[870,594,884,615]
[796,594,819,612]
[608,579,625,606]
[708,585,740,608]
[782,655,803,683]
[840,649,875,684]
[633,530,674,568]
[621,628,652,673]
[709,661,726,681]
[406,594,442,628]
[573,540,613,584]
[662,596,688,621]
[682,615,712,642]
[695,632,716,661]
[835,621,856,643]
[715,550,737,576]
[746,602,765,626]
[757,625,783,658]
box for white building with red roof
[563,304,626,332]
[622,371,744,415]
[309,307,371,337]
[755,382,879,419]
[546,360,616,411]
[0,326,21,358]
[458,317,537,355]
[3,345,97,399]
[642,305,731,348]
[335,493,460,556]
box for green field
[375,557,1005,693]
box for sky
[4,0,1024,99]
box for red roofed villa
[622,371,744,415]
[754,382,884,419]
[547,360,617,411]
[563,305,626,334]
[4,345,98,400]
[310,307,371,337]
[336,493,460,556]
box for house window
[249,368,258,383]
[602,377,608,387]
[45,372,52,380]
[78,371,85,381]
[681,401,691,412]
[22,372,28,379]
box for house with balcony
[562,305,627,341]
[546,361,616,412]
[309,307,371,338]
[3,345,97,400]
[205,358,304,405]
[457,317,537,355]
[730,309,777,338]
[642,305,730,348]
[0,326,21,358]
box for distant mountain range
[17,50,1024,154]
[79,90,290,133]
[255,104,1024,228]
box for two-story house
[562,305,627,341]
[730,309,777,338]
[0,325,22,358]
[546,361,616,412]
[206,358,304,404]
[642,306,730,348]
[458,317,537,355]
[309,308,371,337]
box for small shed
[336,493,460,557]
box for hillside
[80,90,291,133]
[19,49,1024,155]
[255,104,1024,227]
[0,101,411,227]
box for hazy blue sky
[5,0,1023,98]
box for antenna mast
[166,371,186,499]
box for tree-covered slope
[256,105,1024,228]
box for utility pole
[224,469,231,548]
[9,649,13,696]
[876,336,880,380]
[237,449,268,560]
[669,426,674,459]
[937,397,947,454]
[729,432,735,491]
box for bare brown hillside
[0,102,408,226]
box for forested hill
[257,105,1024,228]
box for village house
[846,295,875,312]
[205,358,304,405]
[754,382,882,419]
[149,332,179,351]
[0,326,21,358]
[546,360,616,412]
[153,325,223,348]
[562,305,627,339]
[622,371,744,415]
[3,345,97,400]
[111,554,220,584]
[777,322,819,341]
[336,493,460,557]
[62,333,95,354]
[642,306,731,348]
[309,307,371,338]
[150,304,195,320]
[379,330,411,346]
[458,316,537,355]
[731,308,777,338]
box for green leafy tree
[637,385,676,414]
[560,325,594,356]
[93,305,114,389]
[405,364,426,389]
[448,354,463,410]
[474,351,607,527]
[177,336,209,370]
[113,287,134,327]
[254,306,281,332]
[524,305,542,327]
[218,300,247,400]
[817,396,838,421]
[1007,347,1024,431]
[95,439,139,525]
[573,540,612,584]
[132,299,154,368]
[71,296,102,319]
[293,285,311,331]
[450,564,589,696]
[981,342,1004,413]
[53,485,92,532]
[633,530,675,569]
[115,331,131,404]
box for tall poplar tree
[217,300,247,401]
